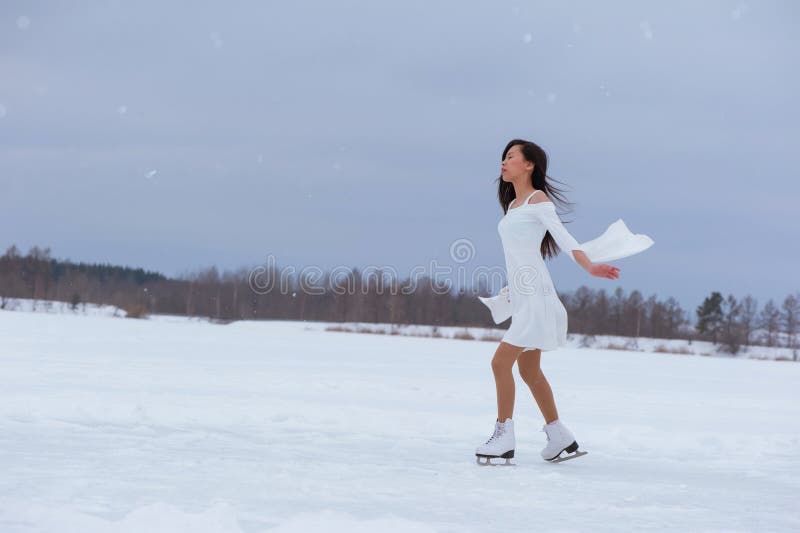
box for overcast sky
[1,0,798,311]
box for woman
[475,139,653,466]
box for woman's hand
[588,263,620,280]
[571,251,620,279]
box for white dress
[478,190,655,352]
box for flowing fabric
[478,191,654,351]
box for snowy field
[1,307,799,532]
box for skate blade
[547,450,588,463]
[476,456,516,466]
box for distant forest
[1,244,797,356]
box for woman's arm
[530,197,584,265]
[531,196,620,280]
[570,249,593,270]
[572,249,619,279]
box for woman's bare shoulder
[529,190,552,204]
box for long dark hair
[496,138,576,261]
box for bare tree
[738,295,758,348]
[594,289,610,335]
[781,294,800,360]
[719,294,743,355]
[569,285,594,334]
[625,290,644,339]
[758,300,781,347]
[610,287,625,336]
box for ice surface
[0,308,798,532]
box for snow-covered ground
[309,320,798,362]
[3,297,795,361]
[0,297,125,317]
[1,307,798,532]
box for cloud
[0,0,798,310]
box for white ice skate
[541,419,587,463]
[475,418,515,466]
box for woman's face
[501,145,534,182]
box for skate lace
[484,424,505,445]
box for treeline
[695,291,799,355]
[0,245,166,311]
[0,245,796,358]
[561,286,688,340]
[0,245,690,333]
[560,285,800,358]
[0,245,474,323]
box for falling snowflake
[117,105,128,115]
[546,93,557,104]
[16,16,31,30]
[639,21,653,40]
[0,104,6,119]
[145,170,158,180]
[522,33,533,44]
[210,32,223,49]
[731,2,748,19]
[256,154,264,164]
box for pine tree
[696,291,723,344]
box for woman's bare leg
[492,342,525,421]
[517,348,559,424]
